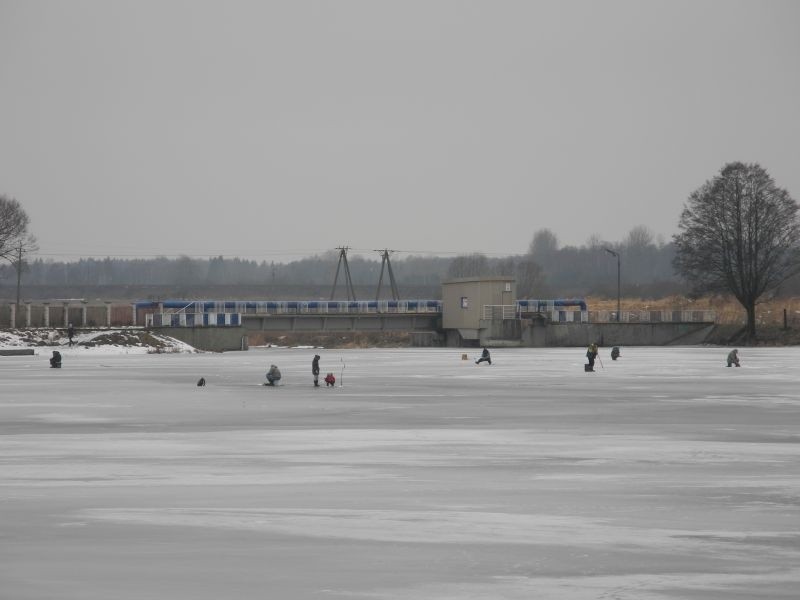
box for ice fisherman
[312,354,321,387]
[475,347,492,365]
[611,346,620,361]
[586,343,598,371]
[266,364,282,386]
[67,323,75,347]
[324,372,336,387]
[726,349,740,367]
[49,350,62,368]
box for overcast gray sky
[1,0,798,261]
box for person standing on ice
[312,354,320,387]
[67,323,75,347]
[475,347,492,365]
[586,343,598,371]
[726,349,740,367]
[266,364,282,385]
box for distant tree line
[1,253,450,288]
[526,226,681,297]
[0,227,693,299]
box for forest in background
[3,227,799,301]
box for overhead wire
[29,247,527,260]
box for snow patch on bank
[0,328,197,354]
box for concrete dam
[1,278,716,352]
[132,279,715,351]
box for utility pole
[604,248,621,322]
[330,246,357,301]
[374,249,400,301]
[15,243,23,311]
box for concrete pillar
[63,303,70,327]
[25,302,31,328]
[132,303,139,326]
[81,301,88,327]
[9,303,15,329]
[106,302,112,327]
[43,302,50,328]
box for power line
[27,247,528,261]
[32,250,331,258]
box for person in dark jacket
[67,323,75,347]
[50,350,62,368]
[312,354,320,387]
[266,364,282,386]
[726,349,740,367]
[611,346,620,361]
[475,347,491,365]
[586,343,598,371]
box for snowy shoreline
[0,327,197,354]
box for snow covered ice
[1,346,800,599]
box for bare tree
[585,233,607,250]
[624,225,654,250]
[0,195,31,260]
[673,162,800,339]
[622,226,658,284]
[0,195,35,310]
[528,228,559,260]
[9,234,39,308]
[515,257,546,298]
[447,253,490,279]
[491,257,515,277]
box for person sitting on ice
[49,350,62,368]
[324,372,336,387]
[266,364,282,385]
[726,349,740,367]
[611,346,620,361]
[475,347,492,365]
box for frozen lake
[2,346,800,599]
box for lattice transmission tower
[329,246,357,301]
[374,249,400,301]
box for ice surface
[1,347,800,599]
